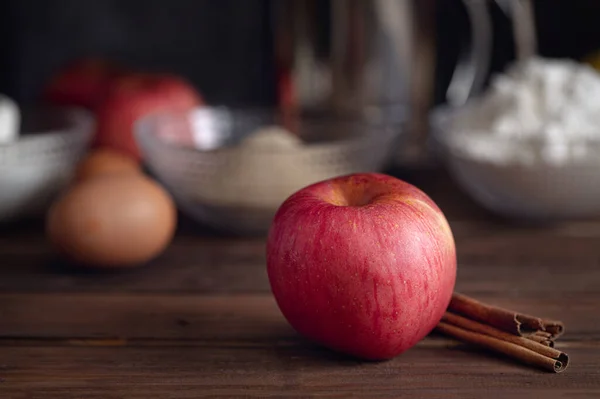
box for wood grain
[1,344,599,399]
[1,171,599,398]
[1,225,600,295]
[0,294,597,342]
[0,236,270,294]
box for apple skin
[43,58,126,109]
[266,173,457,360]
[94,73,203,160]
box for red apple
[266,173,457,360]
[43,58,126,109]
[94,73,203,160]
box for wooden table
[1,169,599,398]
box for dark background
[0,0,276,106]
[1,0,600,107]
[436,0,600,105]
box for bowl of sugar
[431,57,600,221]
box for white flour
[198,126,331,209]
[446,57,600,166]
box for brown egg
[47,174,177,268]
[75,148,141,181]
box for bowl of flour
[136,106,405,234]
[431,57,600,221]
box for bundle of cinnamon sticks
[436,293,569,373]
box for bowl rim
[1,106,95,147]
[0,107,94,166]
[134,104,408,155]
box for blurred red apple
[43,58,126,109]
[94,73,203,160]
[267,173,457,360]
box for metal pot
[272,0,495,164]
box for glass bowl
[430,104,600,221]
[135,106,406,235]
[0,107,94,221]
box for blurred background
[0,0,275,106]
[2,0,600,105]
[3,0,600,267]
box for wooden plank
[0,294,291,341]
[0,167,599,295]
[0,236,271,294]
[1,343,598,399]
[0,169,599,299]
[0,171,597,398]
[1,224,600,294]
[0,294,596,342]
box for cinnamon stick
[526,331,555,347]
[437,312,569,373]
[449,292,564,339]
[435,293,569,373]
[436,321,568,373]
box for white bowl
[0,107,93,221]
[430,105,600,221]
